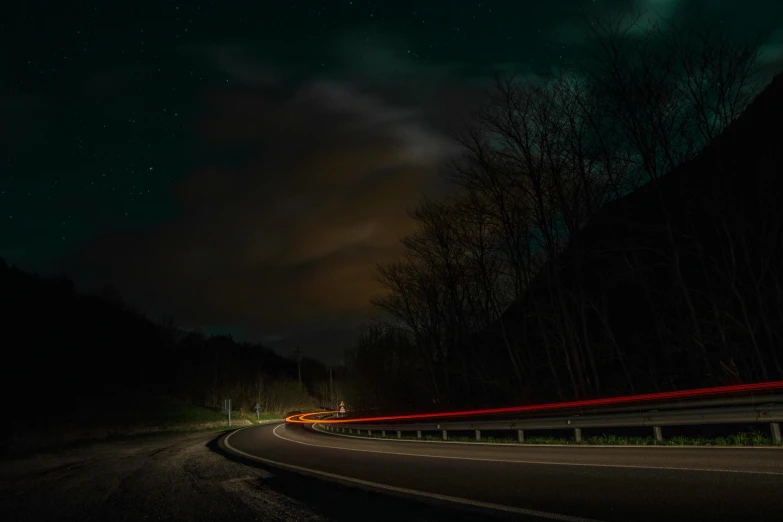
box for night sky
[2,1,781,362]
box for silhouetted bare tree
[356,10,775,406]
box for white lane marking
[275,425,783,476]
[313,424,783,450]
[225,425,604,522]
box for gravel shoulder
[0,430,322,522]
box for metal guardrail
[512,392,783,418]
[316,395,783,443]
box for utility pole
[295,346,302,384]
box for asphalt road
[224,423,783,522]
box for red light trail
[286,380,783,424]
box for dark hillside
[497,73,783,399]
[0,260,327,451]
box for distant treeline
[343,13,783,410]
[0,259,342,430]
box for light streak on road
[286,410,339,423]
[286,380,783,424]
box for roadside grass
[101,413,284,441]
[3,398,286,457]
[152,399,225,425]
[137,397,282,428]
[317,426,781,447]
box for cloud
[204,44,281,86]
[759,32,783,69]
[64,46,477,360]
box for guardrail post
[517,429,524,443]
[417,430,422,439]
[475,429,481,441]
[653,426,663,442]
[397,430,402,439]
[368,430,372,437]
[771,422,782,443]
[442,430,448,441]
[349,428,353,434]
[574,428,582,442]
[382,430,386,437]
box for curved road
[223,423,783,522]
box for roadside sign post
[339,400,346,417]
[222,399,232,427]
